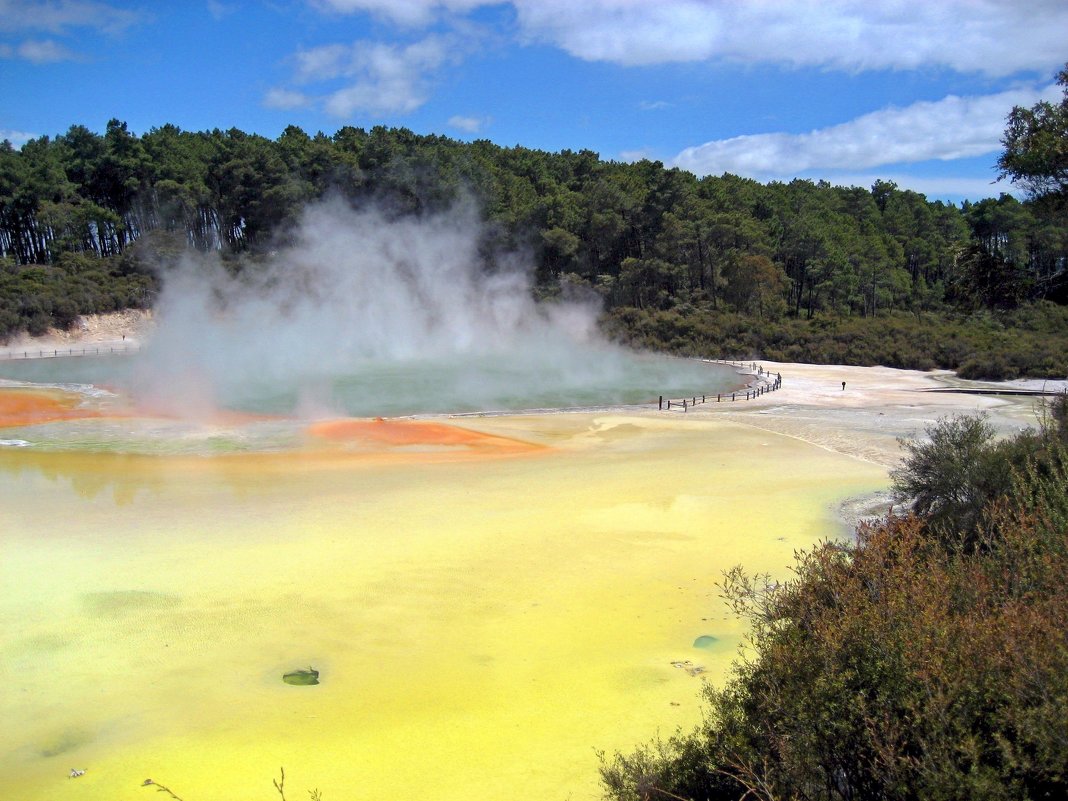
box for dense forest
[2,69,1066,377]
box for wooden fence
[0,344,140,360]
[660,359,782,411]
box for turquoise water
[0,352,136,386]
[0,349,742,418]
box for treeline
[2,111,1066,372]
[3,119,1064,306]
[602,400,1068,801]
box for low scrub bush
[0,257,157,342]
[605,305,1068,379]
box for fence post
[659,395,663,410]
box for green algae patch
[692,635,719,649]
[282,667,320,686]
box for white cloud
[264,88,311,110]
[672,84,1063,180]
[0,0,140,67]
[638,100,670,111]
[15,38,76,62]
[0,0,139,35]
[294,1,1066,131]
[207,0,237,21]
[448,114,488,133]
[1,128,37,146]
[294,43,351,83]
[0,38,77,62]
[310,0,489,27]
[287,35,462,117]
[307,1,1068,77]
[508,0,1068,75]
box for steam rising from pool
[129,200,734,418]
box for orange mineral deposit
[306,417,545,457]
[0,388,103,428]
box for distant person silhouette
[842,381,846,391]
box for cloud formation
[10,38,76,63]
[447,114,488,133]
[307,0,1068,76]
[263,88,311,111]
[0,0,139,66]
[0,0,139,35]
[311,0,488,27]
[672,84,1063,180]
[271,34,462,117]
[510,0,1068,74]
[207,1,237,21]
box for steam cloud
[135,199,725,418]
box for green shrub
[605,305,1068,379]
[0,257,159,340]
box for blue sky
[1,0,1065,203]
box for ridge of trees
[2,120,1062,306]
[2,67,1067,375]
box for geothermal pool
[0,203,893,799]
[0,369,888,801]
[0,348,743,419]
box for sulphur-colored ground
[1,410,886,801]
[1,314,1062,801]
